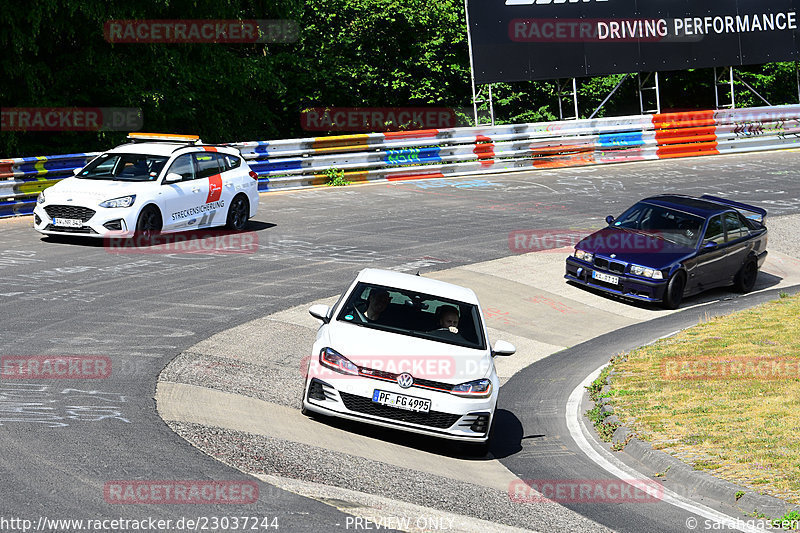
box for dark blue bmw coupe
[565,195,768,309]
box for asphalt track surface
[1,150,799,531]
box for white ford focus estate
[33,133,259,238]
[301,268,515,454]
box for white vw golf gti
[301,268,515,454]
[34,133,259,238]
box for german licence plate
[53,218,83,228]
[372,390,431,413]
[592,270,620,285]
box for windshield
[336,282,486,350]
[612,201,705,248]
[78,153,168,181]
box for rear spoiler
[701,195,767,224]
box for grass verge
[606,292,800,507]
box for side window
[724,212,748,242]
[226,154,242,170]
[214,153,240,172]
[703,215,725,244]
[194,153,223,179]
[166,154,196,181]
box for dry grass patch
[608,293,800,504]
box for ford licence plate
[53,218,83,228]
[372,390,431,413]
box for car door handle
[191,187,201,193]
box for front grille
[44,205,96,222]
[594,256,626,274]
[358,367,454,392]
[609,261,626,274]
[339,391,460,429]
[44,224,97,234]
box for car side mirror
[492,340,516,357]
[605,215,615,225]
[164,172,182,183]
[72,168,81,176]
[309,304,331,323]
[702,240,718,252]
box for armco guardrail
[2,105,799,218]
[0,152,100,218]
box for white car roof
[355,268,480,305]
[105,142,239,157]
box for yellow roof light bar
[127,132,202,144]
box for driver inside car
[435,305,460,333]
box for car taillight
[249,170,259,180]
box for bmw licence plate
[372,390,431,413]
[53,218,83,228]
[592,270,620,285]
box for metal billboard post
[715,67,736,109]
[464,0,478,126]
[638,72,661,115]
[557,78,578,120]
[589,74,630,120]
[796,61,800,103]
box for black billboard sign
[467,0,800,84]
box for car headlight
[574,249,594,262]
[319,347,359,376]
[451,378,492,398]
[37,191,46,204]
[99,195,136,208]
[630,264,664,279]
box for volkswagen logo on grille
[397,372,414,389]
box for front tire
[135,205,162,241]
[661,271,686,310]
[733,259,758,293]
[225,195,249,231]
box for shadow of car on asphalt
[302,406,525,462]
